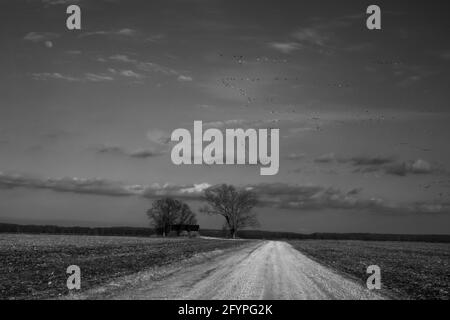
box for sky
[0,0,450,234]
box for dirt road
[72,241,385,300]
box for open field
[0,234,250,300]
[72,241,385,300]
[289,240,450,300]
[2,233,448,300]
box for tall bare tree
[201,184,258,238]
[147,198,197,236]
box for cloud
[32,69,148,83]
[177,75,193,82]
[351,157,436,176]
[108,68,144,79]
[107,54,190,79]
[270,14,369,55]
[314,153,336,163]
[348,156,394,166]
[268,42,302,54]
[119,70,144,79]
[384,159,434,176]
[31,73,79,82]
[146,129,171,145]
[247,183,378,210]
[95,145,164,159]
[140,182,214,200]
[128,149,164,159]
[32,72,113,82]
[111,55,169,75]
[1,172,448,214]
[24,32,59,43]
[116,28,137,36]
[79,28,138,38]
[292,28,329,47]
[313,153,441,177]
[0,171,209,200]
[241,183,450,214]
[348,157,436,176]
[0,172,136,197]
[108,54,135,63]
[85,73,114,82]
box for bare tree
[178,203,197,225]
[147,198,197,236]
[201,184,258,238]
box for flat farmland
[0,234,250,300]
[289,240,450,300]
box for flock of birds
[208,53,450,201]
[215,52,355,108]
[219,53,289,65]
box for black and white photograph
[0,0,449,307]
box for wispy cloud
[146,129,171,145]
[0,172,137,197]
[31,73,79,82]
[79,28,138,38]
[107,54,192,80]
[314,153,337,163]
[24,32,59,48]
[108,68,145,79]
[269,13,372,55]
[1,172,448,214]
[268,42,302,54]
[85,73,114,82]
[177,75,193,82]
[0,171,209,199]
[293,28,329,47]
[314,154,441,177]
[350,157,438,176]
[247,183,450,214]
[31,72,113,82]
[382,159,435,176]
[95,144,164,159]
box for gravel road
[72,241,386,300]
